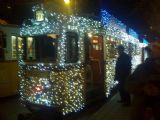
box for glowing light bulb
[88,32,92,38]
[35,85,43,92]
[64,0,70,4]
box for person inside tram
[126,40,160,120]
[115,45,131,106]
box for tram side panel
[0,24,20,97]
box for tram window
[66,32,79,63]
[91,39,102,51]
[0,32,5,60]
[11,36,23,60]
[18,37,23,49]
[26,37,35,60]
[36,10,44,22]
[25,34,58,62]
[1,34,6,48]
[11,36,17,59]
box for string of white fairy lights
[18,5,142,115]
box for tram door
[89,35,105,98]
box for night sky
[0,0,160,40]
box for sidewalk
[89,94,132,120]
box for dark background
[0,0,160,41]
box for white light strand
[18,5,142,115]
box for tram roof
[20,5,140,44]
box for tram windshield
[23,34,58,63]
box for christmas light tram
[17,5,143,118]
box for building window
[66,32,79,63]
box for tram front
[18,31,85,115]
[18,34,60,109]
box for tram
[18,5,143,116]
[0,23,20,97]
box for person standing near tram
[126,40,160,120]
[115,45,132,106]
